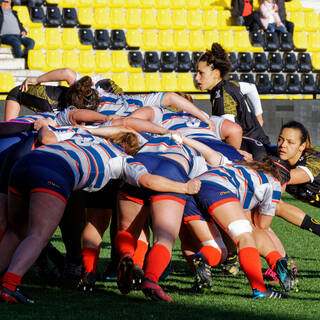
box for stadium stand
[0,0,316,99]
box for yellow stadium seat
[288,12,305,31]
[77,0,92,7]
[259,95,272,100]
[59,0,77,8]
[95,50,111,73]
[202,9,218,30]
[108,0,124,7]
[45,50,62,72]
[187,9,202,30]
[13,6,41,28]
[161,73,177,92]
[128,73,145,92]
[293,31,308,50]
[109,8,126,29]
[156,9,172,29]
[171,0,185,9]
[154,0,170,8]
[173,30,189,51]
[305,12,319,32]
[234,30,263,52]
[93,8,110,29]
[44,28,61,50]
[27,49,45,70]
[78,8,94,27]
[126,29,142,48]
[185,0,201,9]
[189,30,205,51]
[79,51,95,73]
[145,73,161,91]
[139,0,155,8]
[0,73,15,92]
[285,0,302,11]
[141,29,158,51]
[111,51,130,73]
[172,9,187,29]
[112,73,129,91]
[28,28,45,50]
[123,0,140,7]
[218,31,234,52]
[45,0,61,5]
[253,0,259,10]
[217,10,232,30]
[204,30,219,49]
[126,8,141,29]
[93,0,108,7]
[158,30,174,51]
[311,52,320,70]
[177,73,197,91]
[308,32,320,52]
[141,9,156,29]
[201,0,214,8]
[61,28,80,50]
[62,50,79,70]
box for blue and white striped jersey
[37,128,148,192]
[138,134,208,179]
[151,107,225,141]
[198,164,282,215]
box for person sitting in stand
[0,0,34,58]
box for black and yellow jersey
[6,85,69,114]
[208,80,270,145]
[286,150,320,207]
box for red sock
[144,244,171,283]
[2,272,21,292]
[200,246,222,266]
[266,251,283,271]
[238,247,266,292]
[114,231,137,258]
[0,228,3,242]
[133,240,148,269]
[82,248,100,274]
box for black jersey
[286,150,320,208]
[6,85,69,114]
[209,80,270,145]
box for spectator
[0,0,34,58]
[259,0,288,33]
[274,0,294,34]
[231,0,265,32]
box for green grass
[1,193,320,320]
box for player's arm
[161,92,215,130]
[171,132,223,166]
[138,174,201,195]
[20,68,77,92]
[68,109,110,125]
[112,117,168,135]
[288,167,311,185]
[36,119,59,145]
[86,125,136,138]
[220,118,243,149]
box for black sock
[300,215,320,236]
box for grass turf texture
[1,193,320,320]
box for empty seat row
[44,0,217,10]
[228,52,318,73]
[27,27,254,52]
[27,49,202,73]
[25,6,242,31]
[230,73,320,94]
[288,11,320,32]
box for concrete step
[14,77,59,87]
[0,58,25,69]
[0,53,14,59]
[0,69,43,76]
[0,47,12,54]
